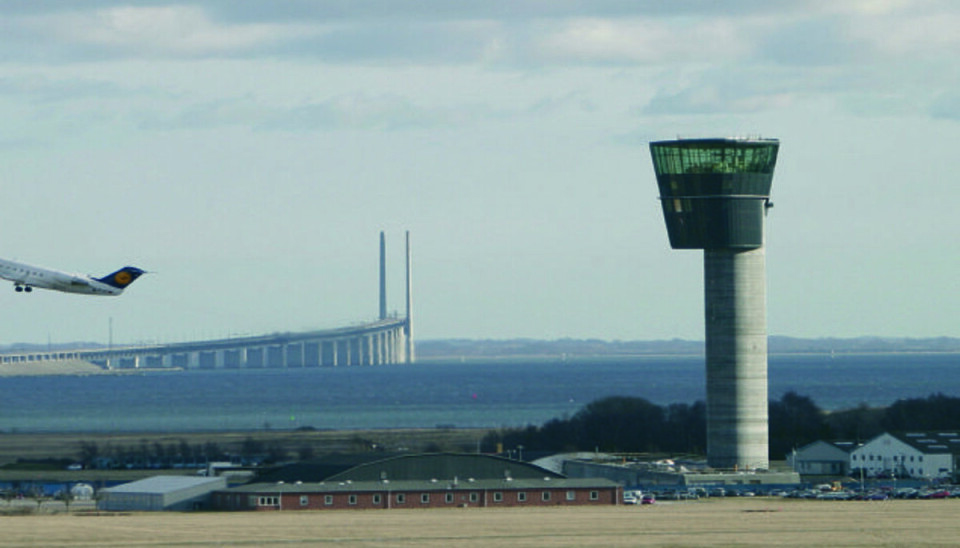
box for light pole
[277,481,284,511]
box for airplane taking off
[0,258,146,296]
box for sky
[1,0,958,346]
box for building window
[590,491,599,501]
[542,491,551,502]
[566,490,576,501]
[324,495,333,506]
[372,494,382,505]
[258,496,279,507]
[493,492,503,503]
[469,492,479,503]
[421,493,430,504]
[299,495,309,507]
[518,492,527,502]
[348,495,357,505]
[919,456,924,462]
[396,493,406,504]
[445,492,454,504]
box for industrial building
[211,453,621,511]
[787,440,858,477]
[98,475,227,511]
[563,454,798,490]
[850,432,960,480]
[649,137,780,471]
[788,432,960,481]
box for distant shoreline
[0,360,186,378]
[2,349,959,377]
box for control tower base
[704,247,769,470]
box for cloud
[531,17,749,66]
[275,20,505,64]
[0,0,955,71]
[0,74,130,103]
[199,0,798,25]
[644,86,797,116]
[136,93,476,132]
[756,16,869,67]
[930,93,960,121]
[2,4,304,61]
[3,0,958,124]
[0,1,871,66]
[642,68,801,116]
[259,94,454,131]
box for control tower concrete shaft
[649,138,780,470]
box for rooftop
[224,477,618,494]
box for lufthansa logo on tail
[114,271,133,286]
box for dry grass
[0,498,958,547]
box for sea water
[0,353,957,433]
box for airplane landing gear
[14,285,31,293]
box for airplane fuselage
[0,258,144,296]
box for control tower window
[652,142,778,175]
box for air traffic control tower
[649,138,780,471]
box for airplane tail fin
[96,266,146,289]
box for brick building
[214,477,620,511]
[212,453,621,511]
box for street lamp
[277,481,284,511]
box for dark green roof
[256,453,563,486]
[327,453,564,482]
[258,453,405,484]
[226,477,618,495]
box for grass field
[0,498,958,547]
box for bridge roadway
[0,318,411,370]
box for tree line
[483,392,960,460]
[66,393,960,467]
[76,437,294,469]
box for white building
[849,432,960,480]
[99,475,227,511]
